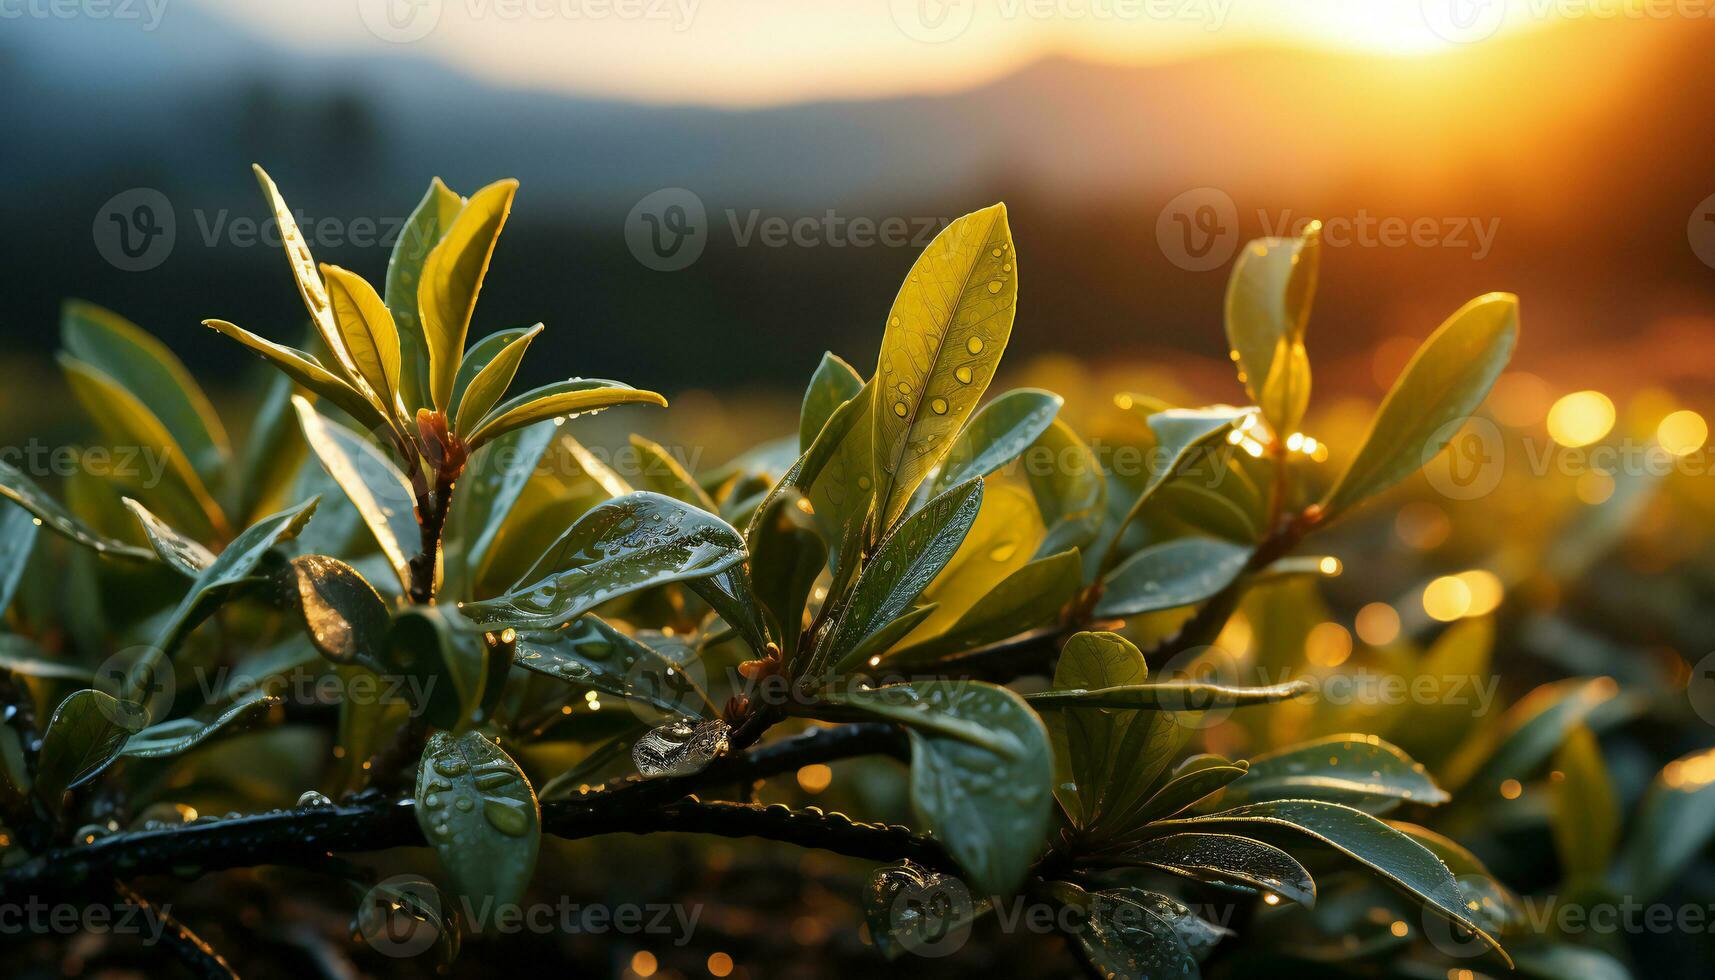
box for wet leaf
[387,177,465,414]
[929,388,1062,495]
[1612,746,1715,899]
[871,203,1016,530]
[289,554,392,671]
[896,549,1081,662]
[204,318,385,430]
[459,492,746,631]
[294,396,417,593]
[1050,631,1152,829]
[415,730,541,910]
[321,264,402,418]
[1115,832,1316,906]
[632,717,731,778]
[1095,537,1252,618]
[453,325,543,437]
[819,478,983,674]
[1131,763,1250,824]
[0,461,155,562]
[464,378,668,450]
[392,606,487,731]
[1025,680,1309,712]
[864,862,991,961]
[122,497,214,577]
[121,688,281,758]
[513,616,714,717]
[36,689,147,805]
[748,489,827,645]
[1442,676,1617,799]
[1220,734,1448,813]
[1225,226,1320,436]
[1057,882,1215,979]
[452,421,558,596]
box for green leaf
[35,689,147,804]
[415,730,541,911]
[826,680,1050,896]
[452,325,542,436]
[800,352,864,452]
[1443,676,1617,799]
[1115,832,1316,906]
[1025,681,1309,712]
[818,478,984,675]
[419,179,519,411]
[392,606,488,731]
[1131,763,1250,824]
[687,566,773,655]
[453,421,558,596]
[464,378,668,451]
[1550,725,1618,885]
[321,264,402,419]
[122,498,214,578]
[1613,746,1715,899]
[845,604,939,668]
[121,688,280,758]
[931,388,1062,494]
[803,382,877,574]
[871,203,1017,530]
[293,396,418,593]
[1220,734,1448,813]
[895,549,1081,662]
[1096,537,1252,618]
[1225,226,1320,436]
[1026,419,1107,558]
[62,301,229,481]
[1059,883,1210,979]
[387,177,465,414]
[289,554,392,670]
[1157,799,1510,964]
[1322,293,1518,518]
[0,462,154,562]
[629,434,718,511]
[155,499,321,656]
[0,501,41,614]
[251,166,374,385]
[514,616,715,717]
[748,489,827,645]
[1050,631,1151,829]
[459,492,747,631]
[203,319,385,430]
[60,354,226,538]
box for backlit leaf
[464,378,668,450]
[290,554,392,670]
[321,264,402,417]
[204,319,385,430]
[452,325,542,436]
[800,352,864,452]
[419,179,519,411]
[294,396,418,593]
[35,689,147,805]
[1095,537,1252,618]
[415,730,541,911]
[388,177,465,413]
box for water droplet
[930,398,948,415]
[954,367,973,384]
[966,337,984,354]
[296,791,333,808]
[892,402,908,417]
[987,281,1002,294]
[483,798,533,836]
[889,315,900,327]
[433,755,471,777]
[896,381,912,395]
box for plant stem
[408,474,455,604]
[112,881,237,980]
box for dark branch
[112,881,238,980]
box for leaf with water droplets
[464,377,667,451]
[1100,408,1248,575]
[1129,762,1250,825]
[294,396,417,594]
[1441,676,1617,801]
[513,616,714,717]
[122,497,215,578]
[1049,631,1152,830]
[452,325,543,437]
[632,718,731,778]
[322,263,403,422]
[824,680,1051,897]
[1095,537,1253,618]
[800,352,864,452]
[1225,225,1320,437]
[415,730,541,911]
[818,478,983,675]
[1024,679,1310,713]
[871,203,1016,531]
[1053,881,1208,980]
[1219,734,1448,813]
[288,554,392,671]
[36,689,147,808]
[1157,799,1510,964]
[251,166,363,387]
[863,861,992,960]
[460,492,746,632]
[0,462,161,564]
[1115,832,1316,906]
[121,687,280,758]
[928,388,1061,497]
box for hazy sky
[209,0,1552,105]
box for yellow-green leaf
[1551,725,1618,885]
[1225,224,1319,435]
[464,378,666,450]
[60,355,227,540]
[454,324,542,437]
[251,165,362,385]
[388,177,465,414]
[419,179,519,411]
[872,203,1017,531]
[321,264,402,418]
[1322,293,1518,519]
[204,318,385,431]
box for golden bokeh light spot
[631,952,658,978]
[1455,570,1504,617]
[1354,602,1401,646]
[796,764,833,794]
[1305,622,1353,668]
[708,952,734,977]
[1546,390,1615,447]
[1499,778,1523,800]
[1657,409,1708,456]
[1575,470,1615,505]
[1422,575,1472,622]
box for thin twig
[112,880,239,980]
